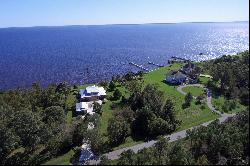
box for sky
[0,0,249,28]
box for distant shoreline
[0,20,248,29]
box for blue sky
[0,0,249,27]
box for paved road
[88,114,235,165]
[88,84,235,165]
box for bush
[222,100,236,112]
[113,89,122,100]
[240,90,249,106]
[196,95,205,105]
[98,81,109,89]
[182,93,193,109]
[185,93,193,103]
[121,96,127,103]
[93,102,102,115]
[107,116,130,146]
[182,102,190,109]
[108,81,116,92]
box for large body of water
[0,22,249,90]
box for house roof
[76,102,88,112]
[167,70,187,79]
[174,71,187,80]
[80,85,106,98]
[97,86,106,96]
[76,102,95,114]
[167,70,179,76]
[86,85,100,93]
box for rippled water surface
[0,22,249,90]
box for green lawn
[199,75,211,85]
[66,111,72,123]
[98,82,130,134]
[143,64,219,130]
[43,150,74,165]
[182,86,205,97]
[113,137,144,150]
[99,101,113,135]
[212,96,247,113]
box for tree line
[202,51,249,105]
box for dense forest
[0,83,75,164]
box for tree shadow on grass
[161,80,179,87]
[110,98,131,109]
[116,84,122,88]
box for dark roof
[183,63,196,69]
[167,70,187,79]
[167,70,179,76]
[174,72,187,79]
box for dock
[129,62,149,72]
[148,61,164,67]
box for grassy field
[43,150,74,165]
[199,75,211,85]
[182,86,205,97]
[99,101,113,135]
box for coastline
[0,50,248,92]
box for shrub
[113,89,122,100]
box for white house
[80,85,106,101]
[76,85,106,115]
[75,102,94,115]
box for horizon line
[0,20,249,29]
